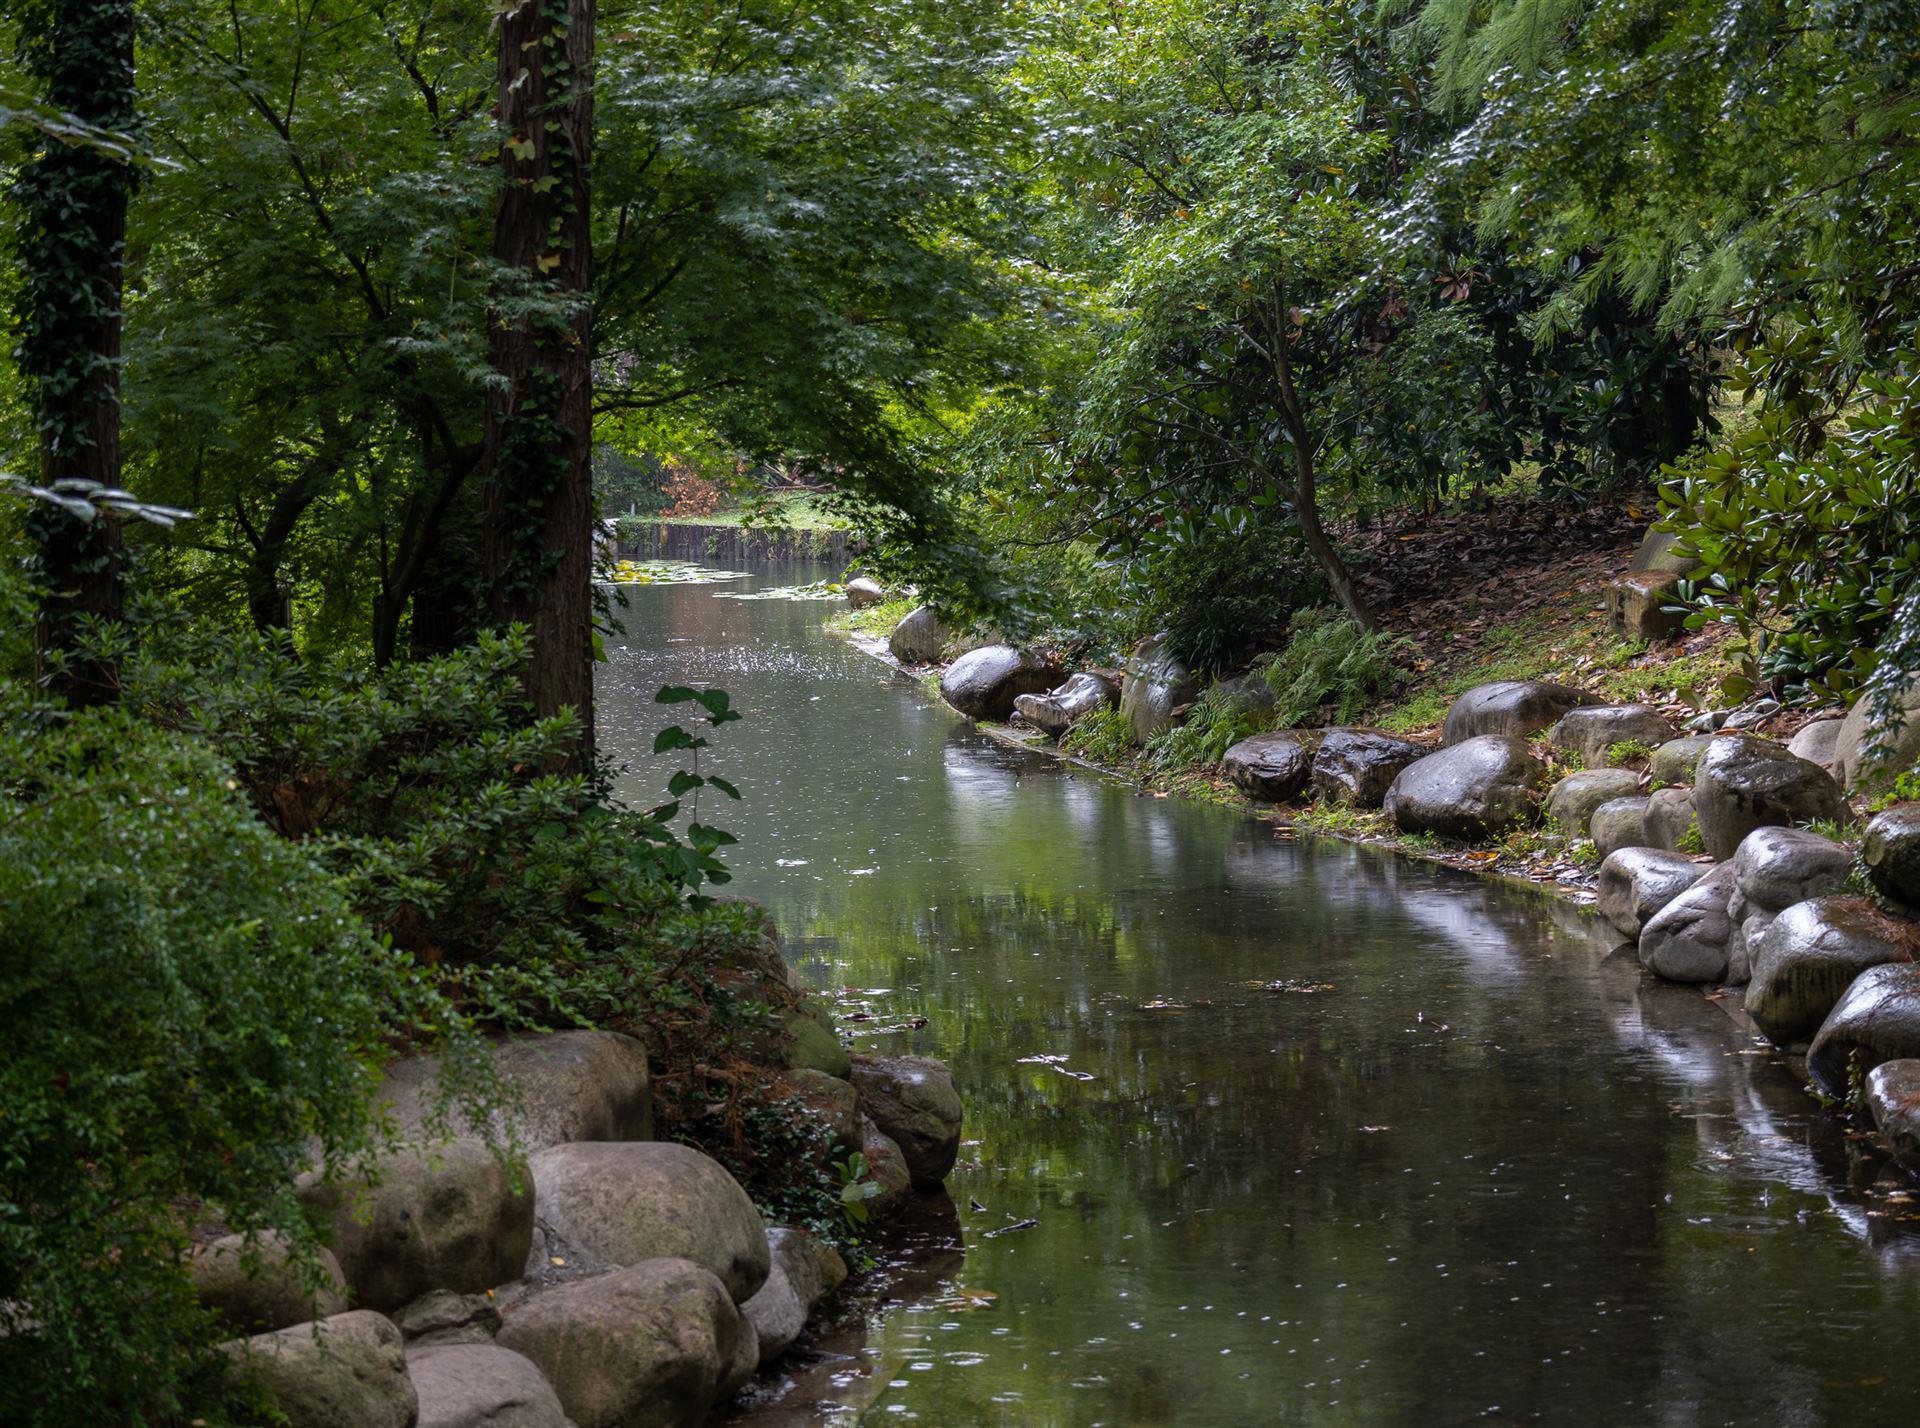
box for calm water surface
[598,564,1920,1426]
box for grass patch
[826,596,917,640]
[663,490,850,530]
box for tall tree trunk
[481,0,596,762]
[13,0,137,705]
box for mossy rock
[785,1009,851,1079]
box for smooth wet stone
[786,1067,861,1151]
[495,1258,748,1428]
[1866,1060,1920,1179]
[1643,786,1698,853]
[887,605,947,664]
[1745,896,1920,1045]
[1440,680,1602,746]
[741,1226,844,1367]
[1808,962,1920,1096]
[1788,718,1845,767]
[1597,848,1706,938]
[1650,736,1713,787]
[409,1342,568,1428]
[1383,735,1547,841]
[1863,806,1920,908]
[858,1115,913,1222]
[1014,671,1118,738]
[1214,671,1278,717]
[844,577,886,608]
[1309,728,1426,808]
[940,645,1063,721]
[190,1232,349,1335]
[1546,768,1642,838]
[1833,679,1920,792]
[1590,797,1650,860]
[786,1008,852,1079]
[1548,705,1676,767]
[526,1141,768,1303]
[1120,634,1199,745]
[1222,731,1311,802]
[223,1311,417,1428]
[1638,862,1738,983]
[848,1054,962,1188]
[1728,826,1853,922]
[1691,733,1848,861]
[393,1289,502,1348]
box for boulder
[1863,806,1920,908]
[1807,962,1920,1096]
[1638,862,1739,983]
[1545,769,1641,837]
[1309,728,1426,808]
[1745,896,1920,1046]
[1013,672,1119,738]
[1650,736,1713,787]
[847,1055,963,1189]
[939,645,1063,721]
[859,1116,914,1221]
[1788,718,1845,768]
[1833,680,1920,792]
[1119,634,1199,745]
[1590,797,1650,860]
[1727,826,1853,921]
[1642,786,1698,852]
[740,1227,842,1367]
[1382,735,1547,841]
[393,1289,502,1349]
[720,1313,760,1403]
[1866,1060,1920,1179]
[1547,705,1677,767]
[886,605,947,664]
[526,1142,768,1303]
[223,1311,417,1428]
[844,577,887,609]
[189,1232,349,1335]
[1441,680,1602,746]
[495,1258,748,1428]
[302,1141,534,1313]
[410,1343,568,1428]
[1214,672,1278,717]
[785,1009,851,1080]
[786,1068,861,1152]
[1221,731,1311,802]
[1691,733,1848,860]
[376,1030,653,1153]
[1596,848,1706,938]
[1602,531,1696,641]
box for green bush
[1146,682,1263,770]
[1061,704,1136,764]
[1256,608,1415,726]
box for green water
[599,566,1920,1426]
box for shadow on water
[597,565,1920,1426]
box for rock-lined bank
[844,594,1920,1184]
[206,916,963,1427]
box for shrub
[1256,608,1416,726]
[1146,682,1264,770]
[1061,704,1136,765]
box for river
[597,562,1920,1425]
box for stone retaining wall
[619,521,857,566]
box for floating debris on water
[982,1219,1039,1239]
[715,580,844,601]
[604,559,747,585]
[1246,979,1337,994]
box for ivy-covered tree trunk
[11,0,138,706]
[482,0,596,760]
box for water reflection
[597,566,1920,1425]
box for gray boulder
[1866,1060,1920,1179]
[526,1141,768,1303]
[1014,672,1119,738]
[1728,826,1853,922]
[844,577,887,609]
[1745,896,1920,1046]
[1863,806,1920,908]
[495,1258,748,1428]
[1788,718,1845,767]
[740,1226,845,1367]
[302,1141,534,1313]
[1383,735,1547,841]
[410,1343,568,1428]
[1638,862,1739,984]
[1650,736,1713,786]
[223,1311,417,1428]
[785,1008,851,1080]
[1590,797,1650,860]
[190,1232,348,1335]
[1547,705,1676,767]
[1441,680,1602,746]
[848,1055,963,1188]
[1309,728,1426,808]
[1120,634,1199,745]
[1221,731,1311,802]
[1545,769,1641,837]
[887,605,947,664]
[940,645,1063,721]
[786,1067,861,1151]
[859,1116,914,1222]
[1214,672,1278,717]
[393,1289,502,1349]
[1596,848,1706,938]
[1643,786,1698,852]
[1833,680,1920,792]
[1691,733,1848,860]
[1808,962,1920,1097]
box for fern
[1146,683,1264,770]
[1256,609,1415,726]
